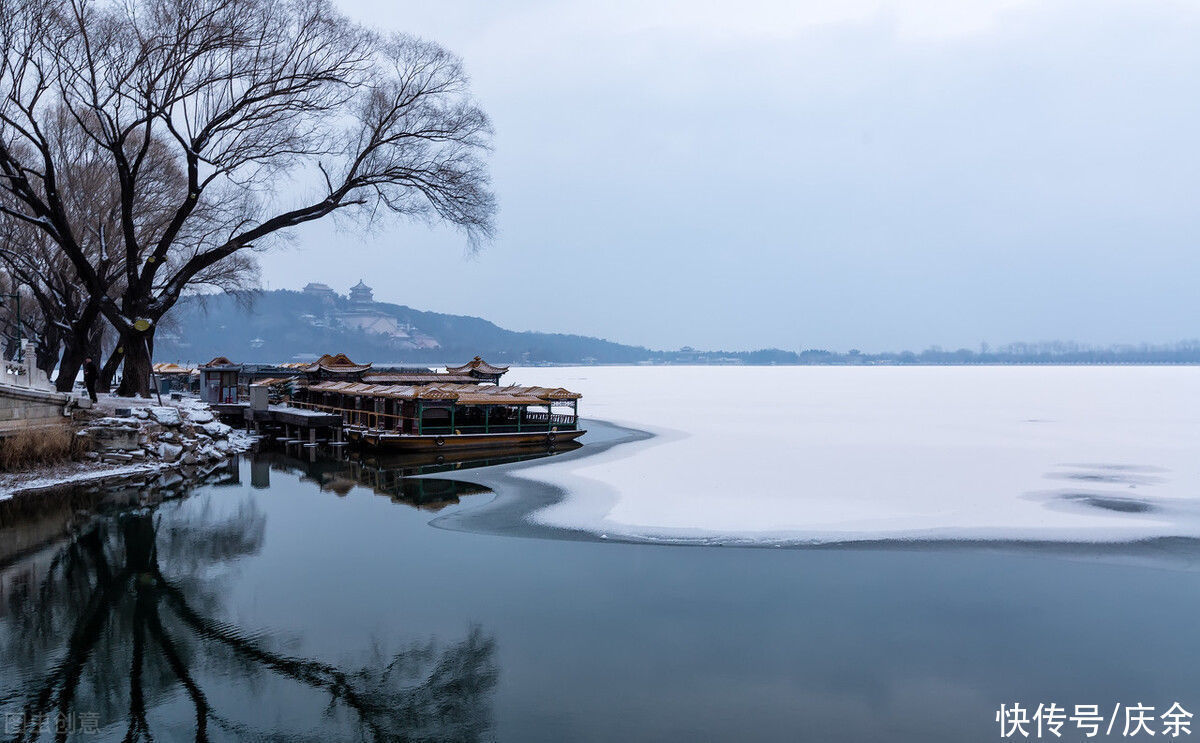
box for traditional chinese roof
[250,377,296,386]
[453,391,547,405]
[303,380,579,405]
[152,362,193,374]
[414,386,461,400]
[361,372,478,385]
[445,356,510,375]
[200,356,240,370]
[305,381,382,395]
[523,386,582,400]
[304,353,372,374]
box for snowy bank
[498,366,1200,545]
[0,394,254,500]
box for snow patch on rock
[185,408,215,424]
[157,442,183,462]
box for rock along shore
[0,394,255,501]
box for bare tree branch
[0,0,494,395]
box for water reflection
[253,442,579,511]
[1,484,498,741]
[0,461,245,565]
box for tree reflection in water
[1,482,498,742]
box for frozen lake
[7,452,1200,741]
[498,366,1200,544]
[6,368,1200,741]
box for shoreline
[9,408,1200,563]
[427,417,654,543]
[1,458,196,500]
[0,436,253,501]
[0,428,255,502]
[0,455,245,566]
[426,418,1200,564]
[0,393,255,565]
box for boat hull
[352,429,587,452]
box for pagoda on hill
[348,280,374,305]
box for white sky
[262,0,1200,352]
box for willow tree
[0,0,494,396]
[0,105,160,389]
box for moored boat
[348,428,586,451]
[288,354,586,451]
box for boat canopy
[445,356,510,375]
[304,380,581,405]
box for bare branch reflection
[1,473,498,742]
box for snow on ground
[89,391,213,418]
[0,460,177,500]
[0,393,255,500]
[502,366,1200,544]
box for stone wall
[0,384,72,436]
[79,404,240,466]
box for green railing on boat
[288,401,578,436]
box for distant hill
[155,289,802,366]
[154,288,1200,367]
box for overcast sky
[263,0,1200,352]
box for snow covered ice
[502,366,1200,544]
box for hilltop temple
[348,280,374,305]
[301,280,439,351]
[302,282,338,303]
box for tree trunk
[36,326,64,380]
[116,329,155,398]
[55,338,84,393]
[122,513,157,573]
[98,345,122,393]
[87,322,105,364]
[55,298,104,392]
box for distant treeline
[155,290,1200,366]
[786,341,1200,365]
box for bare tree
[0,0,494,396]
[0,212,106,387]
[0,103,237,390]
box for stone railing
[1,342,53,392]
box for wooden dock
[212,402,344,443]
